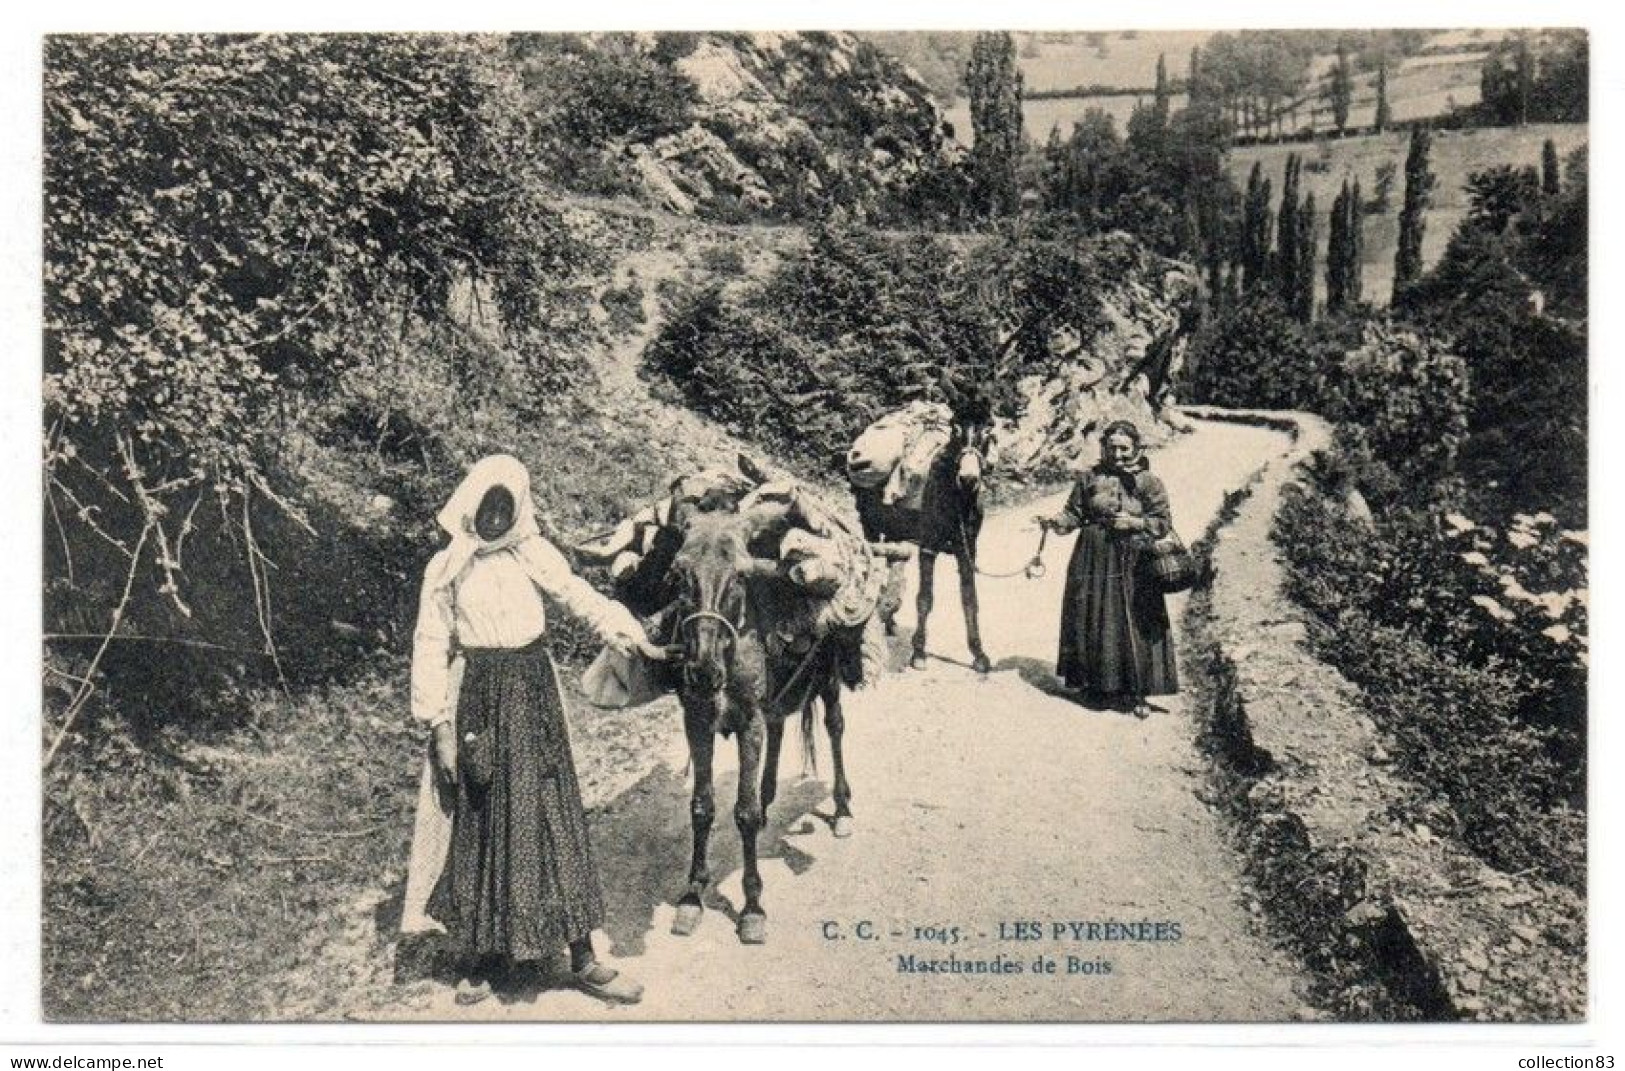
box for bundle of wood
[845,400,954,511]
[576,457,909,709]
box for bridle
[676,608,741,646]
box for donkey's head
[953,420,992,493]
[666,513,778,698]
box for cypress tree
[1154,53,1171,126]
[966,31,1025,218]
[1542,137,1562,196]
[1189,45,1203,104]
[1294,192,1317,321]
[1241,162,1273,291]
[1327,181,1349,312]
[1514,36,1535,126]
[1375,62,1392,134]
[1394,124,1435,301]
[1347,178,1364,305]
[1330,45,1353,135]
[1276,154,1301,303]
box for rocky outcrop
[996,237,1203,479]
[622,32,954,219]
[1183,407,1585,1021]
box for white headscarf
[426,453,544,598]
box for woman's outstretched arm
[1042,477,1089,534]
[520,537,664,658]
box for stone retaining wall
[1181,406,1585,1022]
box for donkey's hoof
[833,815,854,839]
[971,654,991,675]
[909,650,928,670]
[671,903,704,936]
[737,913,767,945]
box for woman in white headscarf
[404,454,662,1006]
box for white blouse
[410,536,643,727]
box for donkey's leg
[797,698,820,780]
[672,708,714,937]
[761,715,785,812]
[823,679,854,839]
[911,550,937,669]
[956,544,991,675]
[734,708,768,944]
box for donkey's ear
[737,453,769,485]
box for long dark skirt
[1057,526,1179,698]
[428,637,605,963]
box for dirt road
[387,416,1311,1022]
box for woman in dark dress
[408,455,663,1005]
[1038,421,1179,716]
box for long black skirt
[1057,526,1179,698]
[428,637,605,963]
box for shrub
[1183,294,1319,409]
[644,225,1160,474]
[1275,480,1584,886]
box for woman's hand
[1110,513,1144,532]
[609,627,668,662]
[431,721,457,787]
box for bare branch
[44,522,151,770]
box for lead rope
[959,516,1050,580]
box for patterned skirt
[428,636,605,963]
[1057,526,1179,698]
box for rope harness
[675,606,828,714]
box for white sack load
[846,401,953,509]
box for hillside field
[1229,121,1589,306]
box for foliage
[43,34,595,738]
[966,32,1024,219]
[1326,46,1353,135]
[1478,30,1588,126]
[513,34,698,193]
[1322,321,1469,494]
[1275,478,1584,887]
[1400,144,1588,521]
[644,225,1143,473]
[1327,178,1364,312]
[1373,62,1392,134]
[1392,125,1436,302]
[1183,295,1316,410]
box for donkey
[663,511,865,945]
[851,407,993,675]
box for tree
[1276,153,1302,304]
[1347,179,1365,305]
[1241,161,1273,291]
[1542,138,1562,197]
[1328,45,1353,135]
[1294,192,1318,321]
[1328,180,1351,312]
[1375,61,1392,133]
[966,31,1025,219]
[1514,35,1536,126]
[1394,124,1435,302]
[43,34,591,722]
[1465,164,1539,235]
[1153,52,1172,127]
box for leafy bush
[43,35,594,739]
[644,225,1151,473]
[1183,295,1318,409]
[1275,480,1584,886]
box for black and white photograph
[29,20,1594,1034]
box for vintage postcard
[37,26,1588,1026]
